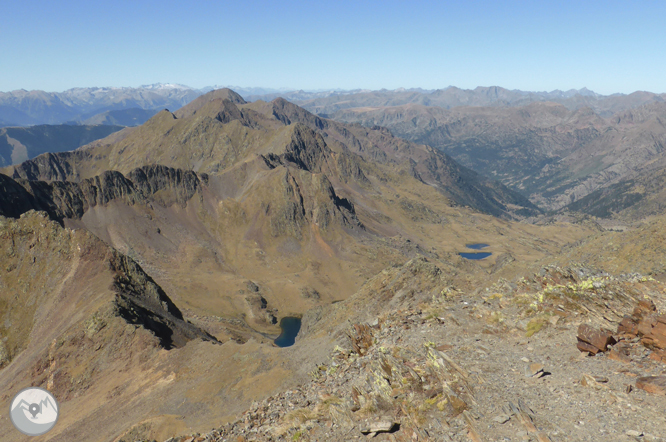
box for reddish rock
[646,322,666,349]
[636,376,666,395]
[617,315,639,335]
[642,335,666,350]
[633,300,657,317]
[653,321,666,333]
[608,343,632,363]
[577,324,616,354]
[634,313,666,350]
[648,349,666,363]
[637,317,656,337]
[577,340,601,355]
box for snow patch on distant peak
[139,83,193,90]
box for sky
[2,0,665,94]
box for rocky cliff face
[0,165,206,222]
[9,151,81,181]
[249,98,542,219]
[263,169,361,239]
[0,173,40,218]
[109,251,218,349]
[127,165,207,207]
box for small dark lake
[460,243,491,260]
[274,316,301,347]
[459,252,492,260]
[466,243,489,250]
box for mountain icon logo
[9,387,59,436]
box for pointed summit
[270,97,328,130]
[174,88,247,119]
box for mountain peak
[174,88,247,119]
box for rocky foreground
[144,263,666,442]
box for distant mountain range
[0,84,201,126]
[286,86,666,118]
[246,86,606,103]
[0,84,329,127]
[2,84,665,128]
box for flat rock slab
[493,414,511,424]
[636,376,666,395]
[359,419,398,434]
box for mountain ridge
[3,89,540,220]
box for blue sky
[2,0,665,94]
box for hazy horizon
[0,83,660,97]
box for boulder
[359,418,398,435]
[577,324,616,354]
[617,315,639,336]
[640,315,666,350]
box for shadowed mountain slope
[0,124,123,166]
[562,165,666,221]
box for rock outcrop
[109,252,218,349]
[0,165,207,222]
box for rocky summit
[2,88,666,442]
